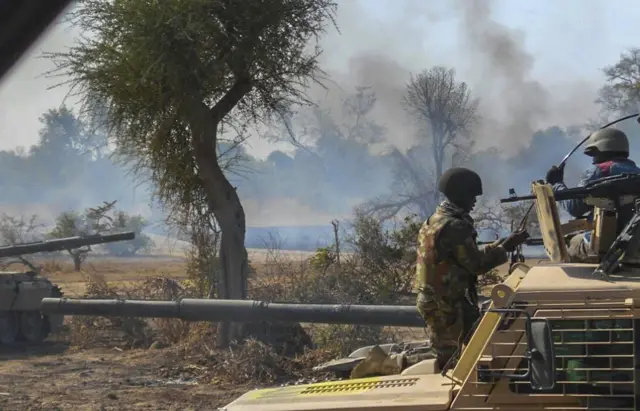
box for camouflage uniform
[415,200,508,369]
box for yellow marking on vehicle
[244,376,420,400]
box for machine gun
[477,237,544,247]
[0,232,135,259]
[500,173,640,280]
[500,173,640,209]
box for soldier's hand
[502,229,530,252]
[545,165,564,185]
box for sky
[0,0,639,234]
[0,0,638,159]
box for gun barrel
[0,232,135,258]
[40,298,426,328]
[500,195,536,203]
[478,238,544,246]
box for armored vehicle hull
[0,271,64,344]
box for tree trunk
[216,231,249,346]
[192,131,249,348]
[72,254,82,272]
[331,220,340,267]
[207,222,221,299]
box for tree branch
[210,78,253,124]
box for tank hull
[0,272,64,345]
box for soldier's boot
[435,346,458,372]
[350,345,405,379]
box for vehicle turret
[0,231,136,345]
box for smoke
[450,0,599,155]
[0,0,616,245]
[453,0,548,154]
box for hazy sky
[0,0,638,158]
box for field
[0,251,544,410]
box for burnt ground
[0,341,249,410]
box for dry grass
[27,257,188,297]
[6,251,545,300]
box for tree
[101,211,154,257]
[364,67,480,221]
[48,211,90,271]
[28,106,90,188]
[597,48,640,116]
[0,214,44,271]
[46,0,338,346]
[47,201,120,271]
[261,87,391,212]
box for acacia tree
[46,0,337,346]
[597,48,640,116]
[364,66,480,221]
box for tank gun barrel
[40,298,426,327]
[0,232,135,258]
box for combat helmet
[438,167,483,202]
[584,128,629,156]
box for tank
[39,175,640,409]
[0,231,135,345]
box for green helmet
[438,167,483,202]
[583,128,629,157]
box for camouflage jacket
[414,201,508,300]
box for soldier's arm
[441,220,509,275]
[553,168,598,218]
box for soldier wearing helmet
[414,167,529,370]
[546,128,640,261]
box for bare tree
[0,214,44,271]
[270,86,384,152]
[473,199,540,240]
[45,0,337,346]
[364,66,480,221]
[597,48,640,116]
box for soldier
[349,167,528,380]
[415,167,529,370]
[546,128,640,262]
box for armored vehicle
[0,231,134,345]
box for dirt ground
[0,342,250,410]
[0,255,256,410]
[0,253,547,410]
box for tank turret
[0,231,136,345]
